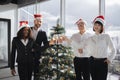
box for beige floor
[0,68,19,80]
[0,68,120,80]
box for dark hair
[93,21,104,33]
[17,27,31,39]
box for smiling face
[93,21,104,33]
[17,26,31,39]
[77,22,86,32]
[34,19,42,29]
[23,27,30,38]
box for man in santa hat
[30,14,51,80]
[60,18,92,80]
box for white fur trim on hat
[75,19,87,25]
[18,25,30,31]
[93,15,105,26]
[18,21,29,31]
[34,14,42,20]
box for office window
[106,0,120,74]
[18,0,60,36]
[65,0,99,36]
[39,0,60,35]
[18,5,35,26]
[0,19,10,68]
[106,0,120,54]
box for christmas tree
[38,19,75,80]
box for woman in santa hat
[84,15,116,80]
[10,21,34,80]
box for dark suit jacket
[10,37,34,69]
[31,27,49,59]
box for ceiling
[0,0,49,7]
[0,0,18,5]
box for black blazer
[10,37,34,69]
[31,27,49,58]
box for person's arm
[10,37,17,76]
[61,36,72,47]
[41,32,49,51]
[105,34,116,63]
[77,36,94,57]
[35,31,49,52]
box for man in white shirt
[62,19,91,80]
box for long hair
[17,27,32,39]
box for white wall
[0,3,18,61]
[0,3,18,40]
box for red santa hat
[75,18,87,25]
[18,21,29,31]
[93,15,105,26]
[34,14,42,20]
[19,21,28,26]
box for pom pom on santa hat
[18,21,29,31]
[75,18,87,25]
[93,15,105,26]
[34,14,42,20]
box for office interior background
[0,0,120,80]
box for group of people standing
[10,14,116,80]
[10,14,52,80]
[60,15,116,80]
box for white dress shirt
[63,32,91,58]
[84,33,116,62]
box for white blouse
[84,33,116,62]
[21,39,28,46]
[63,32,91,58]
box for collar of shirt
[21,39,29,46]
[31,27,42,40]
[32,26,41,32]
